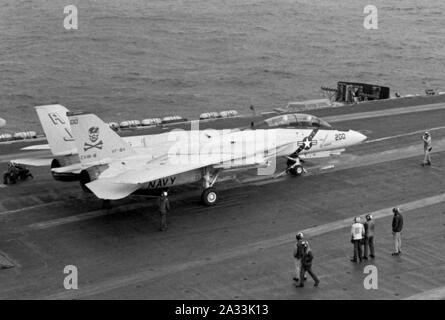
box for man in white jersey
[350,217,365,262]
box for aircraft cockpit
[256,113,332,129]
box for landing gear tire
[289,165,304,176]
[287,158,304,176]
[201,187,218,206]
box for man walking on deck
[422,131,432,166]
[297,241,320,288]
[392,207,403,255]
[293,232,305,284]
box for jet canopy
[260,113,332,129]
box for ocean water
[0,0,444,132]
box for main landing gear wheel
[289,165,304,176]
[286,158,305,176]
[201,187,218,206]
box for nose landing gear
[286,157,306,176]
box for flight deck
[1,95,445,299]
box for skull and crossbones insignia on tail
[84,126,103,151]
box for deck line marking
[26,194,249,230]
[43,192,445,300]
[325,102,445,123]
[0,201,64,217]
[365,125,445,144]
[26,202,151,230]
[404,286,445,300]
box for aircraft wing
[9,149,53,167]
[86,153,241,200]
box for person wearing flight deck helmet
[363,214,375,259]
[293,232,305,284]
[158,191,170,231]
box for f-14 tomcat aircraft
[65,110,366,205]
[18,105,364,184]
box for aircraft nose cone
[350,130,367,144]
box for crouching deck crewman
[3,162,33,185]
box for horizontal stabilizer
[21,144,51,151]
[51,163,82,174]
[11,158,53,166]
[86,179,140,200]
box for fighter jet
[0,117,6,128]
[17,105,349,183]
[66,111,366,205]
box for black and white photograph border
[0,0,444,304]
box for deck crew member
[159,191,170,231]
[297,241,320,287]
[293,232,305,283]
[391,207,403,255]
[350,217,365,262]
[352,87,360,103]
[363,214,375,259]
[422,131,432,166]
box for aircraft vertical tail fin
[67,111,136,166]
[35,104,77,156]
